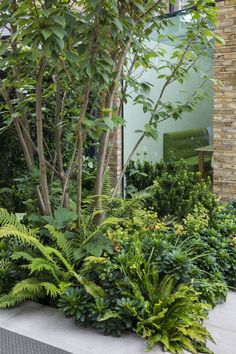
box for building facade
[213,0,236,201]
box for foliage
[116,241,214,353]
[0,0,219,222]
[0,193,236,352]
[105,202,236,307]
[125,153,160,194]
[0,208,105,308]
[59,240,214,354]
[126,155,217,219]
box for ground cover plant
[0,177,235,353]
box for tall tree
[0,0,219,225]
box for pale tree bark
[94,37,132,224]
[76,85,91,227]
[54,76,69,208]
[36,58,52,215]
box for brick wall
[213,0,236,201]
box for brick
[213,2,236,201]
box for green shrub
[105,205,235,307]
[126,154,161,194]
[126,156,217,220]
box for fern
[46,225,73,263]
[0,278,66,308]
[26,258,61,281]
[0,208,37,237]
[0,225,53,261]
[11,251,34,262]
[40,282,62,298]
[0,209,105,308]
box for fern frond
[58,281,73,292]
[0,258,15,270]
[0,225,54,263]
[44,247,73,273]
[40,282,60,298]
[0,278,43,308]
[82,256,108,273]
[46,225,73,263]
[0,293,26,308]
[0,279,62,308]
[11,251,34,262]
[26,258,61,281]
[11,278,43,297]
[0,208,37,237]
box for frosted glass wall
[124,14,214,162]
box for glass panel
[124,13,215,163]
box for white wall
[124,40,214,162]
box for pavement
[0,292,235,354]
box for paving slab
[0,292,235,354]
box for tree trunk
[36,58,52,215]
[94,38,132,225]
[54,76,69,209]
[76,86,91,227]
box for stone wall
[213,0,236,201]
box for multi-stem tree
[0,0,219,225]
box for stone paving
[0,292,235,354]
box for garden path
[0,292,235,354]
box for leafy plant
[115,240,214,353]
[126,156,217,220]
[104,203,235,307]
[0,208,105,308]
[0,0,218,225]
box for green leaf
[73,273,106,299]
[86,235,113,257]
[73,248,86,262]
[53,37,65,51]
[104,117,115,130]
[65,51,79,63]
[99,311,120,321]
[0,44,8,55]
[42,29,52,40]
[51,26,66,40]
[52,15,66,27]
[43,207,77,230]
[114,18,123,32]
[144,124,158,141]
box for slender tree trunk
[94,93,114,225]
[54,76,69,208]
[0,78,45,213]
[36,58,52,215]
[76,86,91,227]
[6,0,47,212]
[94,38,132,225]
